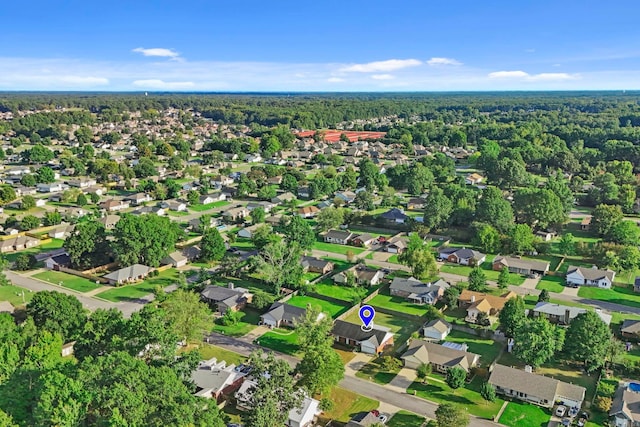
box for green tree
[480,381,497,402]
[251,206,266,224]
[20,174,36,187]
[513,188,566,228]
[25,144,54,163]
[252,240,303,293]
[19,215,40,231]
[398,233,438,279]
[75,192,88,206]
[296,337,344,395]
[475,187,514,232]
[609,221,640,245]
[283,215,315,250]
[558,233,576,256]
[251,224,281,250]
[257,185,277,201]
[445,367,467,390]
[497,267,510,289]
[435,403,469,427]
[564,311,613,372]
[35,166,55,184]
[251,290,275,310]
[200,227,226,262]
[513,317,564,367]
[187,190,200,206]
[162,289,212,343]
[280,174,298,192]
[538,289,550,302]
[473,223,501,254]
[416,362,432,382]
[354,190,375,211]
[112,214,183,267]
[468,267,487,292]
[43,211,62,226]
[27,291,87,341]
[13,253,35,271]
[592,204,624,236]
[21,195,36,210]
[65,221,109,269]
[316,206,344,232]
[498,297,526,337]
[133,157,157,178]
[618,246,640,271]
[508,223,535,255]
[423,188,453,231]
[443,287,460,307]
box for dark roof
[635,277,640,287]
[390,277,449,296]
[200,285,249,303]
[332,319,391,343]
[621,319,640,334]
[325,229,352,240]
[48,254,71,266]
[301,256,332,270]
[380,208,408,220]
[262,302,307,323]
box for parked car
[561,418,571,427]
[568,407,579,418]
[555,405,567,417]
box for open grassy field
[211,308,260,337]
[577,284,640,309]
[312,241,366,255]
[317,387,379,424]
[408,375,505,419]
[0,284,33,307]
[444,330,503,367]
[286,295,350,318]
[498,401,551,427]
[258,328,300,355]
[189,200,230,212]
[535,275,565,293]
[96,268,181,302]
[387,410,426,427]
[33,270,102,293]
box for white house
[566,265,616,289]
[422,319,452,341]
[237,224,261,239]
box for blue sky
[1,0,639,91]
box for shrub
[594,396,612,413]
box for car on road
[555,405,567,417]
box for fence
[58,266,110,284]
[335,283,386,321]
[82,262,119,275]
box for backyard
[189,200,230,212]
[498,401,551,427]
[312,241,366,256]
[0,284,33,307]
[191,344,247,366]
[96,268,181,302]
[439,259,526,286]
[33,270,103,293]
[313,282,375,303]
[286,295,350,318]
[577,284,640,309]
[444,330,503,367]
[368,291,435,318]
[211,308,261,337]
[344,310,422,352]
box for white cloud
[327,77,345,83]
[488,70,530,79]
[427,57,462,66]
[132,47,180,59]
[56,76,109,85]
[340,59,421,73]
[132,79,195,89]
[488,70,578,81]
[371,74,395,80]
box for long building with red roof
[295,130,386,143]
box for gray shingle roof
[103,264,152,282]
[262,302,307,324]
[566,266,615,281]
[332,320,392,343]
[401,340,479,372]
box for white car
[555,405,567,417]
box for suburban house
[332,320,394,355]
[247,201,276,213]
[297,186,311,199]
[380,208,409,224]
[191,357,248,401]
[48,223,75,239]
[621,320,640,340]
[324,229,353,245]
[271,192,296,205]
[401,340,480,373]
[351,233,376,247]
[422,319,453,341]
[189,216,221,231]
[161,200,188,212]
[103,264,153,285]
[492,256,550,276]
[260,302,324,328]
[301,256,334,274]
[533,302,612,325]
[385,236,407,254]
[333,265,385,287]
[346,411,387,427]
[99,199,130,212]
[37,182,67,193]
[566,265,616,288]
[488,364,586,409]
[124,193,152,206]
[581,216,592,231]
[610,382,640,427]
[44,253,72,270]
[98,214,121,230]
[459,290,517,324]
[297,205,320,218]
[199,193,226,205]
[407,197,427,210]
[160,251,188,268]
[200,283,253,314]
[335,191,357,204]
[0,301,15,314]
[222,206,250,222]
[535,231,557,242]
[389,276,449,305]
[237,224,262,239]
[465,173,484,185]
[0,236,40,253]
[235,381,321,427]
[438,247,486,266]
[635,277,640,293]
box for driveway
[521,277,540,290]
[387,368,417,392]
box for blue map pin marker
[359,305,375,330]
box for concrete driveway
[387,368,417,392]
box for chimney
[228,282,234,289]
[564,309,571,324]
[471,295,476,303]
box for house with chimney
[401,340,480,373]
[566,265,616,289]
[389,276,449,305]
[438,247,486,266]
[458,290,517,324]
[331,320,394,355]
[532,302,612,325]
[200,283,253,314]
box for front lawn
[498,401,551,427]
[387,410,426,427]
[33,270,102,293]
[96,268,181,302]
[535,275,565,293]
[368,292,434,318]
[211,308,260,337]
[0,284,33,307]
[440,260,525,286]
[344,310,422,352]
[313,282,372,303]
[577,285,640,309]
[193,344,247,366]
[407,375,505,419]
[444,330,502,367]
[286,295,350,318]
[190,201,230,212]
[257,328,300,355]
[317,387,379,424]
[355,357,402,385]
[312,241,366,256]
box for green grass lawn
[257,328,300,355]
[312,241,366,256]
[348,227,395,238]
[444,330,503,367]
[313,282,374,302]
[522,255,563,272]
[577,285,640,309]
[231,238,256,250]
[368,292,433,318]
[388,254,400,264]
[355,357,402,385]
[190,201,230,212]
[211,308,260,337]
[317,387,379,424]
[193,344,247,366]
[96,268,181,302]
[556,257,594,274]
[498,401,551,427]
[345,310,422,352]
[440,260,525,286]
[536,275,565,293]
[33,270,102,293]
[286,295,350,318]
[408,375,505,419]
[0,284,33,307]
[4,238,65,263]
[387,410,426,427]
